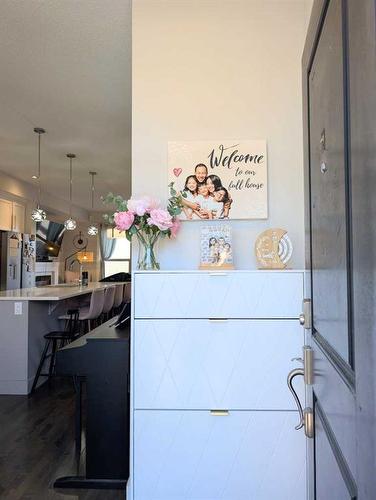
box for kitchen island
[0,282,129,394]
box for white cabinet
[134,271,303,319]
[0,199,13,231]
[131,271,306,500]
[0,199,25,233]
[134,410,306,500]
[134,319,304,410]
[12,202,25,233]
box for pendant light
[87,171,98,236]
[31,127,47,222]
[64,153,77,230]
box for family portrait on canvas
[168,140,268,221]
[181,164,232,220]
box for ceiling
[0,0,131,215]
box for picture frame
[199,225,234,270]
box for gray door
[302,0,376,498]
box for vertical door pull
[287,368,304,430]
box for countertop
[0,282,129,301]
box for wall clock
[73,231,88,250]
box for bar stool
[122,282,131,306]
[31,309,80,394]
[59,288,105,333]
[101,285,116,322]
[112,284,124,316]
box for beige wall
[0,169,89,229]
[59,222,100,282]
[132,0,311,270]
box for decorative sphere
[64,218,77,231]
[31,207,46,222]
[87,224,98,236]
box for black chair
[30,309,80,394]
[99,272,131,283]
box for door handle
[287,368,304,430]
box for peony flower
[127,196,160,216]
[114,211,134,231]
[170,218,181,238]
[147,208,173,231]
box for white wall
[132,0,311,270]
[59,222,100,282]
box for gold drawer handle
[210,410,229,416]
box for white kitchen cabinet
[0,199,25,233]
[0,198,13,231]
[131,271,306,500]
[12,202,25,233]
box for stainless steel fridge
[0,231,22,291]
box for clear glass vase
[136,232,160,271]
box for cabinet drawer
[134,410,306,500]
[134,272,303,318]
[134,319,304,410]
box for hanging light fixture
[64,153,77,230]
[31,127,47,222]
[87,171,98,236]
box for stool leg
[48,339,57,382]
[31,340,51,394]
[73,376,82,454]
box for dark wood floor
[0,379,125,500]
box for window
[104,238,131,277]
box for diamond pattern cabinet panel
[134,320,304,410]
[134,272,303,319]
[134,410,306,500]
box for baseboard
[0,380,29,395]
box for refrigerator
[0,231,22,291]
[21,234,36,288]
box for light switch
[14,302,22,315]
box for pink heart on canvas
[173,168,182,177]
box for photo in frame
[199,225,234,269]
[168,140,268,220]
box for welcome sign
[168,140,268,220]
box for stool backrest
[86,288,105,320]
[123,282,131,303]
[102,285,116,314]
[66,308,80,337]
[113,284,124,309]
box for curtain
[99,226,115,278]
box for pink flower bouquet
[102,187,182,270]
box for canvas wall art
[168,140,268,220]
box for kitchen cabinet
[0,198,25,233]
[0,199,13,231]
[12,202,25,233]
